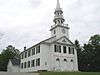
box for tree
[0,45,20,71]
[81,34,100,72]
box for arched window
[56,58,60,61]
[55,21,56,24]
[61,20,63,24]
[54,30,56,34]
[63,59,67,62]
[71,59,74,62]
[58,20,60,24]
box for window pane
[31,60,35,67]
[36,59,38,66]
[25,52,27,58]
[54,30,56,34]
[63,46,66,53]
[69,47,74,54]
[73,48,74,54]
[36,46,40,54]
[28,61,30,68]
[54,45,56,52]
[69,47,71,54]
[56,58,60,61]
[28,50,31,57]
[24,62,26,68]
[21,63,23,69]
[32,48,35,55]
[54,45,61,53]
[59,46,61,53]
[38,58,40,66]
[64,59,67,61]
[36,58,40,66]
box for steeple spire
[56,0,60,9]
[53,0,65,25]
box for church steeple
[53,0,65,25]
[56,0,60,9]
[50,0,69,39]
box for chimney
[24,46,26,51]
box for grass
[40,72,100,75]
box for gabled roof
[43,36,75,46]
[10,59,20,66]
[20,36,56,54]
[21,36,75,54]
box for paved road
[0,72,39,75]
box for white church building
[20,0,78,72]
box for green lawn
[40,72,100,75]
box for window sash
[63,46,66,53]
[32,48,35,55]
[31,60,35,67]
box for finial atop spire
[56,0,60,9]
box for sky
[0,0,100,52]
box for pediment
[55,36,74,45]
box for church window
[58,20,60,24]
[69,47,74,54]
[31,60,35,67]
[36,58,40,66]
[45,62,47,65]
[71,59,74,62]
[36,46,40,54]
[25,51,27,58]
[56,58,60,61]
[55,21,56,24]
[61,20,63,24]
[24,62,26,68]
[54,45,61,53]
[63,46,67,53]
[32,48,35,55]
[54,45,57,52]
[59,45,61,53]
[28,61,30,68]
[63,59,67,62]
[21,63,23,69]
[21,53,23,59]
[72,48,74,54]
[28,50,31,57]
[54,30,56,34]
[69,47,71,54]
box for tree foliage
[0,45,20,71]
[76,34,100,72]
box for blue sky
[0,0,100,52]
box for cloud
[0,0,100,52]
[62,0,100,44]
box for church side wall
[40,44,52,71]
[20,44,43,72]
